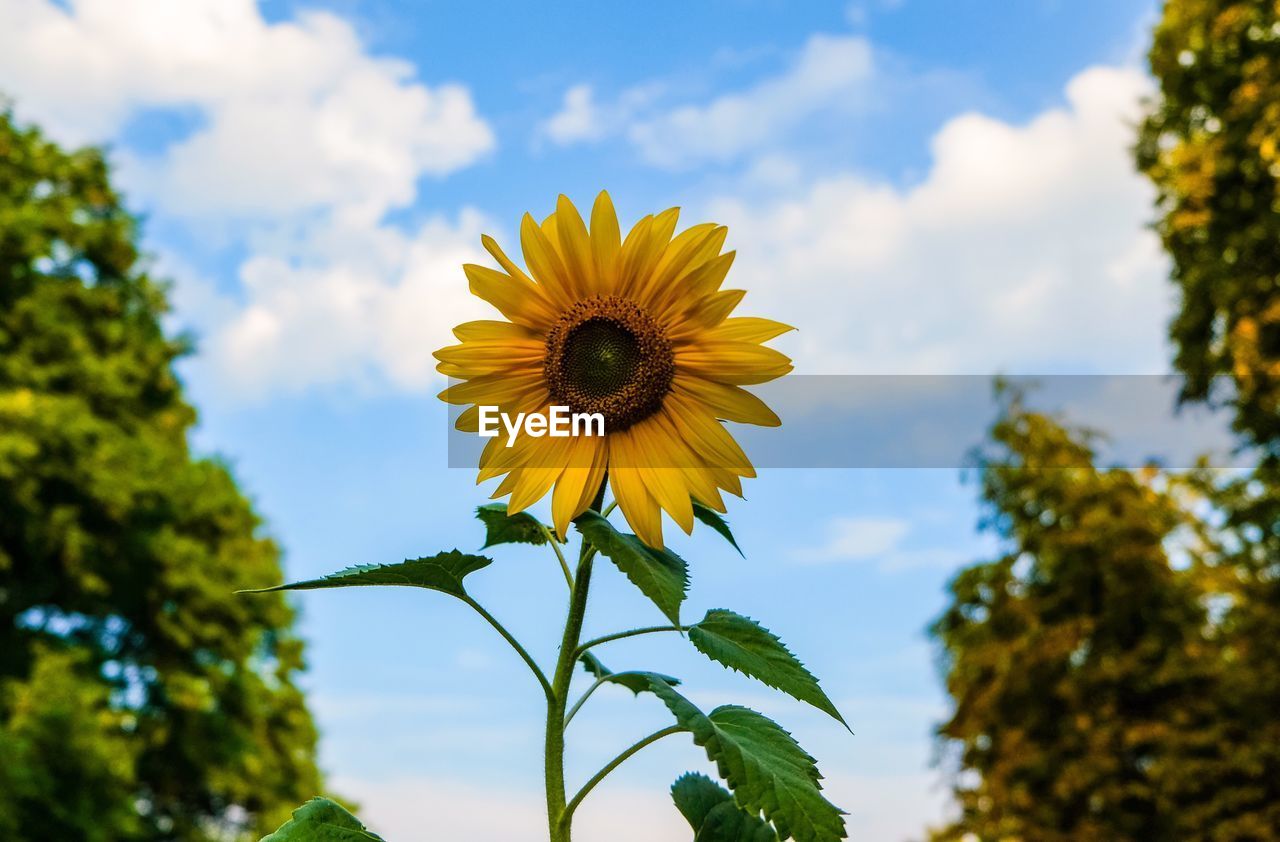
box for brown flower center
[543,296,674,431]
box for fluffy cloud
[796,516,911,563]
[541,84,607,145]
[630,34,874,168]
[710,66,1170,375]
[200,211,495,397]
[0,0,494,221]
[543,34,874,168]
[1,0,499,397]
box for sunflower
[436,192,791,548]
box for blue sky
[1,1,1171,838]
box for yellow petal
[482,235,538,286]
[710,317,794,344]
[555,194,595,296]
[664,391,756,476]
[551,436,606,537]
[618,208,679,299]
[637,223,719,308]
[590,191,622,293]
[675,340,793,385]
[674,376,781,427]
[521,213,575,308]
[438,371,545,407]
[464,263,557,330]
[608,431,665,548]
[629,418,695,534]
[455,404,480,432]
[433,340,544,375]
[453,319,541,342]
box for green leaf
[260,798,386,841]
[693,502,744,556]
[689,610,848,729]
[575,510,688,625]
[672,773,779,841]
[697,801,783,842]
[476,503,549,548]
[579,652,679,695]
[647,679,846,842]
[241,551,492,600]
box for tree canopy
[0,109,322,840]
[1137,0,1280,452]
[929,396,1228,841]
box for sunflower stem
[559,726,684,830]
[460,596,553,703]
[539,523,575,590]
[574,625,685,658]
[545,480,607,842]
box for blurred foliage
[1137,0,1280,452]
[935,2,1280,835]
[930,392,1280,840]
[0,109,323,839]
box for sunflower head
[436,192,792,548]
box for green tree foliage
[0,109,323,840]
[1137,0,1280,451]
[929,397,1228,841]
[1182,462,1280,837]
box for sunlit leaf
[575,511,688,625]
[476,503,549,548]
[241,551,492,600]
[693,502,744,556]
[689,609,848,729]
[647,679,846,842]
[260,797,385,841]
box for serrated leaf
[476,503,549,548]
[673,772,732,830]
[575,511,688,625]
[698,801,782,842]
[579,652,679,696]
[241,551,492,599]
[693,502,744,556]
[648,679,846,842]
[689,609,848,729]
[260,798,386,841]
[672,773,778,841]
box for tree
[929,394,1223,841]
[1138,2,1280,835]
[0,108,323,839]
[1137,0,1280,452]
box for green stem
[461,596,553,703]
[562,670,655,728]
[539,523,575,590]
[562,677,607,728]
[546,481,606,842]
[575,625,684,658]
[559,726,684,829]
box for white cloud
[796,515,910,563]
[543,34,874,168]
[542,84,606,145]
[539,82,663,149]
[710,65,1171,376]
[0,0,494,222]
[202,209,494,397]
[630,34,873,168]
[1,0,500,398]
